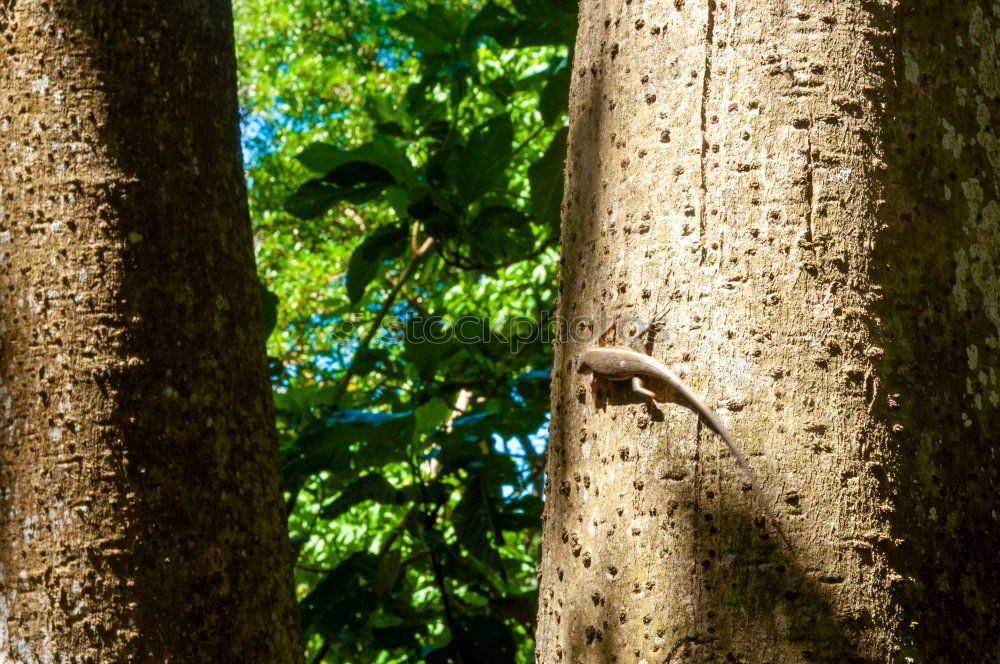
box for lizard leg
[631,376,656,399]
[630,317,665,354]
[598,321,616,347]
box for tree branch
[331,234,435,405]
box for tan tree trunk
[537,1,999,662]
[0,2,302,661]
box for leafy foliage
[236,0,573,660]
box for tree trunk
[537,1,999,662]
[0,2,302,661]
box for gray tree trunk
[0,1,302,660]
[537,1,1000,662]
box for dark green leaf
[259,282,278,339]
[487,77,514,102]
[453,471,505,571]
[371,624,422,651]
[346,224,409,304]
[281,409,415,489]
[295,140,417,188]
[290,535,307,562]
[375,549,403,599]
[407,192,459,239]
[539,60,571,125]
[294,142,344,173]
[422,646,451,664]
[300,552,379,636]
[272,385,339,415]
[406,82,449,126]
[490,591,538,628]
[450,114,514,203]
[496,495,543,531]
[414,398,452,442]
[349,346,390,377]
[402,328,468,382]
[512,0,577,22]
[323,161,395,188]
[454,615,517,664]
[321,473,406,519]
[465,3,520,47]
[391,6,466,53]
[476,206,530,228]
[366,95,413,137]
[468,206,536,264]
[284,179,342,219]
[529,127,568,231]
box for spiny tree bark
[0,1,302,661]
[537,1,999,662]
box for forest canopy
[235,0,574,660]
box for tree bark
[0,1,302,661]
[537,1,999,662]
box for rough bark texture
[0,1,302,661]
[537,1,999,662]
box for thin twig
[331,234,435,405]
[511,124,546,159]
[295,563,339,574]
[437,238,555,272]
[309,640,332,664]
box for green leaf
[366,95,413,137]
[407,191,459,239]
[349,346,390,378]
[391,6,465,53]
[513,0,577,22]
[371,624,422,651]
[450,114,514,204]
[454,615,517,664]
[465,3,520,47]
[295,140,418,188]
[489,591,539,628]
[385,186,411,220]
[453,470,505,571]
[539,60,571,125]
[476,206,530,228]
[284,179,342,219]
[272,385,339,415]
[346,224,409,304]
[281,409,415,489]
[422,646,451,664]
[529,127,568,231]
[496,495,543,531]
[468,206,536,263]
[402,325,468,381]
[414,398,452,442]
[375,549,403,599]
[487,77,514,102]
[322,473,406,519]
[323,161,395,188]
[300,552,379,636]
[258,282,278,339]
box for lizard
[576,319,760,495]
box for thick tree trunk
[537,1,999,662]
[0,2,302,661]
